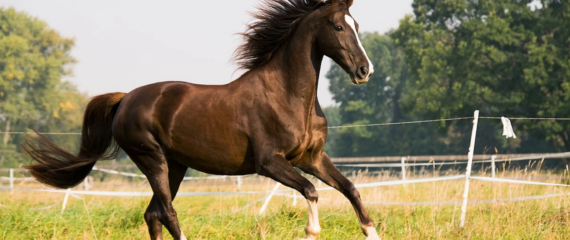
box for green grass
[2,170,570,239]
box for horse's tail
[23,92,127,189]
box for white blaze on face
[344,15,374,79]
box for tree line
[0,8,87,167]
[324,0,570,158]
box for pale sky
[1,0,413,107]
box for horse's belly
[168,132,256,175]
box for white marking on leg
[301,200,321,240]
[345,15,375,78]
[180,232,188,240]
[364,226,381,240]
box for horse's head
[311,0,374,85]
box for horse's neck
[261,27,323,112]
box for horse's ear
[348,0,354,7]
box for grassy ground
[1,169,570,239]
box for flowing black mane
[234,0,323,70]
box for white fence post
[61,188,71,213]
[237,176,242,190]
[259,182,281,215]
[401,157,407,180]
[9,168,14,194]
[491,155,497,178]
[292,190,298,206]
[84,177,89,191]
[460,110,480,228]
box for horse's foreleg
[256,154,321,240]
[297,152,381,240]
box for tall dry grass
[1,162,570,239]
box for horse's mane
[234,0,324,70]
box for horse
[23,0,380,239]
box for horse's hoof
[299,237,318,240]
[365,235,382,240]
[299,235,318,240]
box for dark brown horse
[23,0,379,239]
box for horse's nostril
[358,66,369,78]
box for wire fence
[3,112,570,226]
[3,115,570,135]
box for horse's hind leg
[128,151,188,240]
[143,159,188,240]
[144,196,163,239]
[296,152,381,240]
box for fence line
[479,117,570,121]
[319,175,465,190]
[91,167,249,182]
[3,115,570,136]
[91,167,147,179]
[327,116,570,129]
[327,117,474,129]
[0,132,81,135]
[470,176,570,187]
[0,176,34,181]
[2,152,566,174]
[362,191,570,206]
[17,191,570,210]
[0,175,466,198]
[4,113,570,223]
[333,152,570,163]
[3,175,570,208]
[334,152,570,168]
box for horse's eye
[335,26,344,31]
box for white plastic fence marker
[460,110,479,228]
[84,177,89,191]
[491,155,497,178]
[259,182,281,215]
[61,188,71,213]
[501,117,517,138]
[292,190,298,206]
[401,157,407,180]
[237,176,242,190]
[9,168,14,193]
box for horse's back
[112,81,256,175]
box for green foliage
[325,1,570,157]
[0,7,87,167]
[392,0,570,152]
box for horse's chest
[283,126,324,161]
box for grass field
[2,168,570,239]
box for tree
[392,0,570,153]
[324,1,568,157]
[0,8,87,167]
